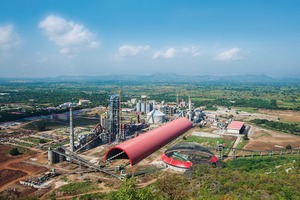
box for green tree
[9,148,20,156]
[286,144,292,149]
[155,173,190,200]
[243,133,249,140]
[37,120,46,131]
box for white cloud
[153,48,176,59]
[0,24,20,49]
[115,45,150,59]
[215,47,241,61]
[182,46,201,56]
[60,48,70,55]
[39,15,99,55]
[36,53,48,63]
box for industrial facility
[47,93,204,179]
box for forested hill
[0,74,299,83]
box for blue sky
[0,0,299,77]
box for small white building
[78,99,91,106]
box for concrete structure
[147,102,153,113]
[70,107,74,153]
[227,121,245,134]
[141,102,146,113]
[109,94,120,141]
[136,101,141,112]
[188,96,192,121]
[78,99,91,106]
[147,109,166,124]
[104,118,192,165]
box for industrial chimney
[188,96,192,121]
[69,106,74,153]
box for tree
[243,133,249,140]
[9,148,20,156]
[155,173,190,200]
[37,120,46,131]
[39,138,47,143]
[286,144,292,150]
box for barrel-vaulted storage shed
[104,117,192,165]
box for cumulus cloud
[0,24,20,49]
[215,47,241,61]
[39,15,99,55]
[182,46,201,56]
[153,48,176,59]
[115,45,150,59]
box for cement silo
[141,102,146,113]
[136,101,141,112]
[147,102,153,113]
[147,109,166,124]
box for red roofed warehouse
[104,117,192,165]
[227,121,245,134]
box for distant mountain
[0,74,299,83]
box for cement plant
[0,79,300,199]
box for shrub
[9,148,20,156]
[243,134,249,140]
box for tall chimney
[188,96,192,121]
[70,107,74,153]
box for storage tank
[147,102,153,113]
[136,101,141,112]
[147,109,166,124]
[141,102,146,113]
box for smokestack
[70,107,74,153]
[188,96,192,121]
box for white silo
[141,102,146,113]
[147,102,153,113]
[136,101,141,112]
[147,109,166,124]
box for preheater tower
[109,94,120,142]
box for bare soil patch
[0,145,16,163]
[0,169,27,188]
[258,109,300,123]
[244,126,300,150]
[8,162,48,175]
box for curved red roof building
[161,143,219,169]
[104,117,192,165]
[161,152,193,168]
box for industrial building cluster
[47,93,248,178]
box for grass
[15,141,34,148]
[276,100,300,109]
[77,192,107,200]
[183,136,234,148]
[58,181,96,195]
[235,138,249,149]
[21,137,51,144]
[50,141,68,149]
[235,107,258,113]
[227,156,300,172]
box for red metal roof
[227,121,244,130]
[104,117,192,165]
[161,152,193,169]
